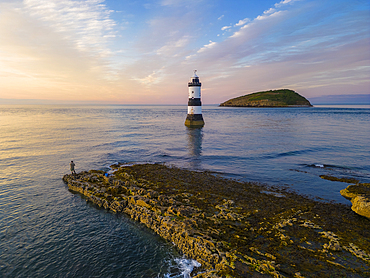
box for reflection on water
[186,127,203,169]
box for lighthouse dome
[188,70,201,86]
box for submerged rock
[63,164,370,277]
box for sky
[0,0,369,104]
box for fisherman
[70,161,76,175]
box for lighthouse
[185,70,205,127]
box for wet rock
[63,164,370,278]
[323,240,342,251]
[177,205,198,217]
[351,196,370,219]
[343,243,370,262]
[145,189,159,198]
[340,183,370,219]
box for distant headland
[220,89,312,107]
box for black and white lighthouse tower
[185,70,204,127]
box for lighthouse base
[185,114,204,127]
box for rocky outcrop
[63,171,230,275]
[63,164,370,278]
[341,183,370,219]
[352,196,370,219]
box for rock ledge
[63,164,370,277]
[340,183,370,219]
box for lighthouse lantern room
[185,70,205,127]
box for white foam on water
[314,164,324,168]
[163,258,201,278]
[176,258,201,278]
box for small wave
[176,258,201,278]
[305,163,334,169]
[306,163,359,170]
[261,148,325,160]
[163,258,201,278]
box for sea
[0,104,369,278]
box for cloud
[275,0,299,8]
[0,0,368,104]
[23,0,116,54]
[235,18,249,26]
[197,41,217,53]
[160,0,199,7]
[229,10,286,39]
[263,8,276,15]
[0,0,120,100]
[156,36,191,56]
[134,5,202,55]
[255,10,283,21]
[119,0,208,93]
[132,67,165,85]
[181,0,370,103]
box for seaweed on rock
[63,164,370,278]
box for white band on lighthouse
[188,106,202,115]
[189,86,201,99]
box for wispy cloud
[263,8,276,15]
[0,0,120,100]
[160,0,199,7]
[156,36,191,56]
[221,25,231,31]
[235,18,249,26]
[275,0,299,8]
[23,0,116,54]
[197,41,217,53]
[181,0,370,103]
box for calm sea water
[0,104,369,277]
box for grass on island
[220,89,312,107]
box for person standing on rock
[70,161,76,175]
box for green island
[219,89,312,107]
[63,164,369,277]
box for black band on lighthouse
[186,114,204,121]
[188,78,201,87]
[188,83,201,87]
[188,98,202,106]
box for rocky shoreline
[63,163,370,277]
